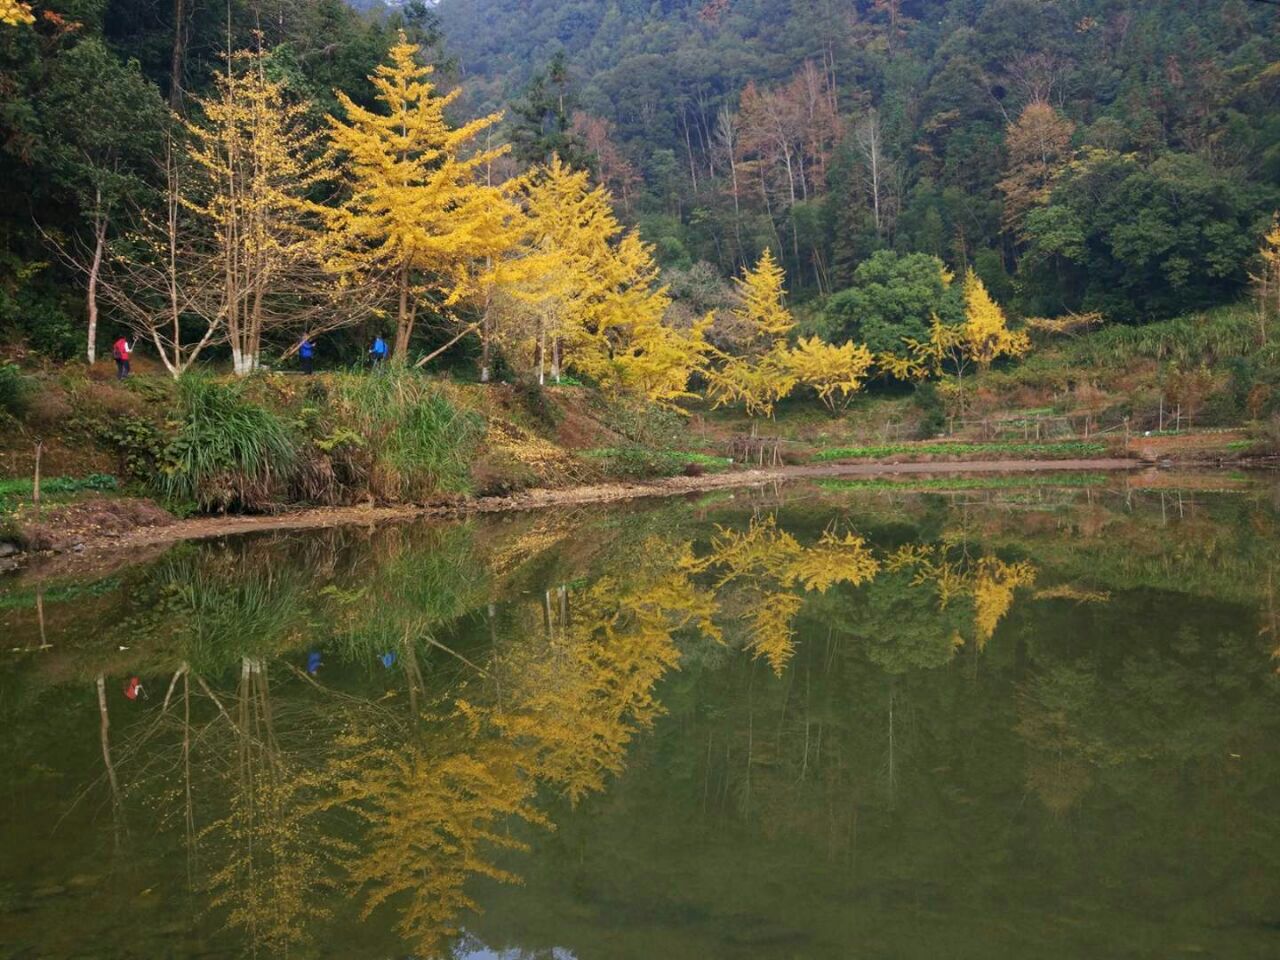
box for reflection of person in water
[307,651,323,676]
[380,652,396,669]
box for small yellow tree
[734,247,794,343]
[784,336,875,413]
[1249,212,1280,345]
[880,270,1029,411]
[0,0,34,26]
[706,249,797,418]
[962,268,1030,369]
[327,32,514,362]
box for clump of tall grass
[1067,303,1265,369]
[327,369,484,501]
[160,376,298,512]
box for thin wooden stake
[32,440,43,515]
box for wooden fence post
[32,440,42,515]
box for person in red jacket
[112,335,132,379]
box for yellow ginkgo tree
[0,0,34,26]
[327,32,516,362]
[963,268,1031,369]
[185,50,331,375]
[508,156,710,406]
[1249,211,1280,344]
[707,250,876,417]
[706,249,798,418]
[784,335,875,413]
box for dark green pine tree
[509,52,595,171]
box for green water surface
[2,477,1279,959]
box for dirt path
[8,457,1145,575]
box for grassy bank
[4,300,1279,556]
[0,363,728,541]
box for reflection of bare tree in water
[94,674,125,848]
[102,652,367,957]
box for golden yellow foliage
[783,336,875,412]
[1250,211,1280,328]
[705,250,800,418]
[745,590,804,674]
[699,515,879,674]
[341,733,546,957]
[492,539,717,801]
[876,273,1030,395]
[784,526,880,593]
[327,32,515,361]
[888,545,1037,650]
[511,157,708,404]
[962,269,1031,369]
[734,247,794,344]
[0,0,34,26]
[705,346,796,418]
[971,556,1037,648]
[185,51,330,374]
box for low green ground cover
[811,440,1109,462]
[0,473,117,511]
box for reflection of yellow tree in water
[886,545,1036,650]
[490,538,719,801]
[331,720,547,957]
[109,512,1049,957]
[336,537,718,956]
[698,516,879,673]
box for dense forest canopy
[0,0,1277,372]
[436,0,1280,313]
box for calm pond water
[2,475,1280,959]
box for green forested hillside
[0,0,1277,384]
[439,0,1280,317]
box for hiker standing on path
[369,335,388,367]
[299,335,316,375]
[112,335,133,379]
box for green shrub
[0,363,31,418]
[97,414,167,483]
[602,397,685,447]
[910,382,946,439]
[160,377,298,512]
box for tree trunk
[169,0,186,110]
[86,205,107,366]
[395,262,412,361]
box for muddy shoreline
[3,457,1160,578]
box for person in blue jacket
[369,335,388,367]
[299,334,316,375]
